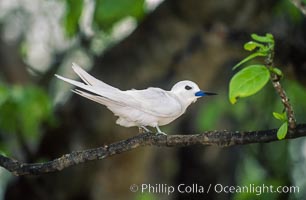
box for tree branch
[1,124,306,176]
[290,0,306,16]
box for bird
[55,63,216,135]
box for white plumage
[55,63,215,134]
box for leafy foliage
[229,33,292,140]
[63,0,145,37]
[229,34,275,104]
[232,33,274,70]
[272,112,288,140]
[0,83,54,141]
[64,0,84,37]
[94,0,145,30]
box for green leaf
[0,85,54,140]
[271,67,283,77]
[243,41,264,51]
[277,122,288,140]
[64,0,84,37]
[229,65,270,104]
[0,84,9,106]
[251,33,274,43]
[18,86,54,138]
[232,52,266,70]
[0,100,18,133]
[266,33,274,40]
[94,0,145,30]
[273,112,286,121]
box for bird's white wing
[74,87,183,118]
[123,88,183,117]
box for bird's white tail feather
[73,89,124,107]
[55,74,106,97]
[72,63,119,91]
[55,72,128,107]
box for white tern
[55,63,216,135]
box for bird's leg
[139,126,151,134]
[156,125,167,135]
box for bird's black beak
[195,91,217,97]
[204,92,217,96]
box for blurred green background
[0,0,306,199]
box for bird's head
[171,80,217,104]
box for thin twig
[1,124,306,176]
[265,43,296,131]
[270,73,296,130]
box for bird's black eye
[185,85,192,90]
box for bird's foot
[155,126,167,135]
[156,131,167,136]
[139,126,151,134]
